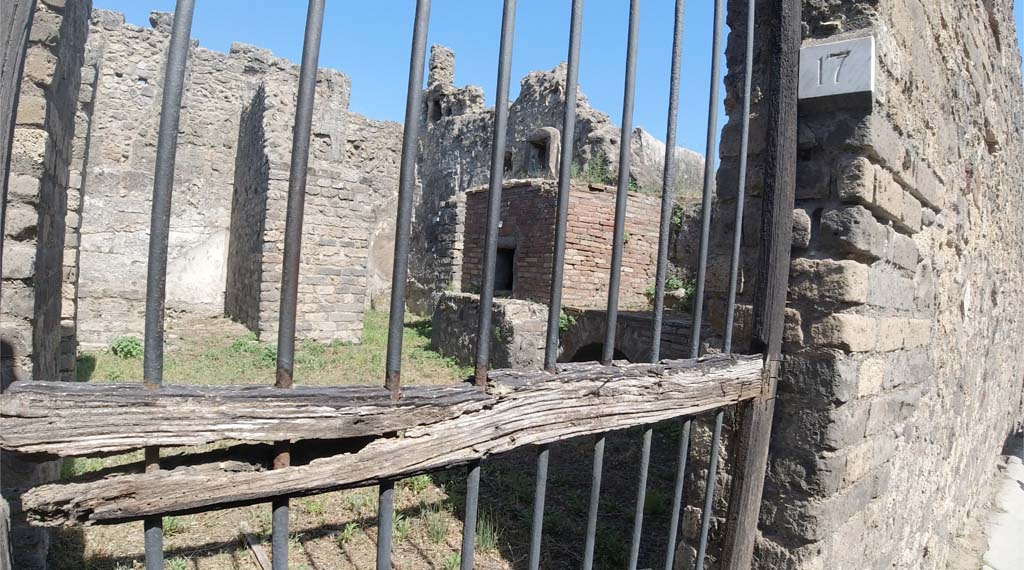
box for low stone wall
[430,292,547,370]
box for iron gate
[0,0,801,568]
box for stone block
[15,95,47,126]
[821,206,918,270]
[793,209,812,249]
[810,314,877,352]
[865,268,916,310]
[902,319,931,349]
[790,258,869,305]
[857,357,886,397]
[2,242,37,280]
[876,318,907,352]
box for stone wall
[461,181,663,310]
[70,11,402,348]
[703,0,1024,568]
[409,45,706,314]
[0,0,92,566]
[429,291,547,370]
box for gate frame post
[720,0,800,567]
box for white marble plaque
[799,36,875,102]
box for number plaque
[798,36,875,106]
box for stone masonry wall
[410,45,706,314]
[0,0,91,566]
[461,181,662,310]
[71,11,401,348]
[705,0,1024,568]
[224,85,268,333]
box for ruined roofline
[463,179,663,204]
[91,9,351,87]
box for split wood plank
[19,355,763,526]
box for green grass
[440,553,461,570]
[77,310,471,386]
[475,509,500,553]
[162,515,189,537]
[336,521,361,547]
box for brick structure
[411,46,706,314]
[461,180,662,310]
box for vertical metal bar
[527,446,550,570]
[542,0,584,371]
[690,1,727,565]
[384,0,432,399]
[581,435,605,570]
[663,418,692,570]
[724,0,757,354]
[460,461,481,570]
[650,0,686,364]
[463,4,516,565]
[141,2,194,568]
[627,427,653,570]
[695,410,725,570]
[474,0,517,387]
[142,0,194,388]
[377,480,395,570]
[271,2,325,567]
[378,4,431,567]
[601,0,640,365]
[688,0,725,359]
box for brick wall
[462,181,661,310]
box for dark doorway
[495,247,515,296]
[568,342,629,363]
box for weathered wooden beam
[1,382,489,458]
[720,0,800,567]
[18,355,763,526]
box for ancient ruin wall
[410,46,706,314]
[0,0,92,566]
[71,12,402,347]
[705,0,1024,568]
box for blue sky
[98,1,1024,157]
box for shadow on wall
[224,84,269,334]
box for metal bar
[688,0,725,359]
[460,461,481,570]
[721,0,800,565]
[384,0,432,398]
[527,445,550,570]
[142,0,194,388]
[649,0,686,363]
[141,2,194,568]
[271,2,325,567]
[724,0,757,354]
[377,480,395,570]
[542,0,584,371]
[627,427,653,570]
[581,435,605,570]
[473,0,517,387]
[601,0,640,365]
[695,410,725,570]
[663,418,692,570]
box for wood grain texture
[721,0,800,568]
[17,355,764,526]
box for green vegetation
[441,553,461,570]
[420,502,452,544]
[166,557,189,570]
[558,309,577,332]
[109,335,142,359]
[336,521,361,546]
[475,509,501,552]
[162,515,189,537]
[572,149,613,186]
[644,275,696,309]
[77,310,470,386]
[400,474,433,495]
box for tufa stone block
[810,314,877,352]
[790,258,869,305]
